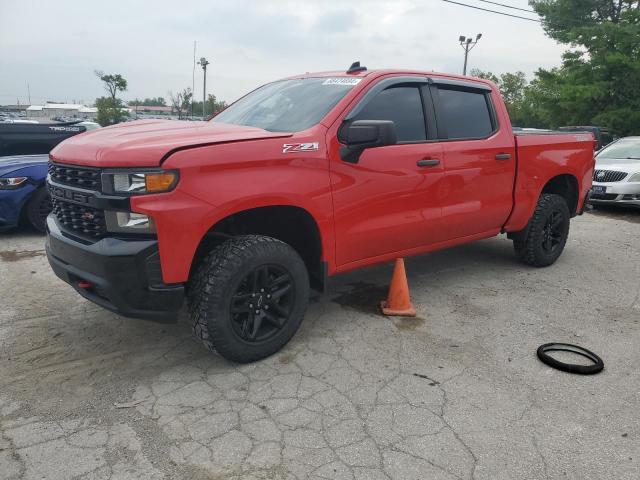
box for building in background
[24,103,99,120]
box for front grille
[48,162,102,190]
[590,193,619,201]
[51,197,107,237]
[593,169,627,183]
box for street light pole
[459,33,482,75]
[198,57,210,119]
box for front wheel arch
[188,205,325,291]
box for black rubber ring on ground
[536,343,604,375]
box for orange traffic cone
[380,258,416,317]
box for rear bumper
[45,215,184,322]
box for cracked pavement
[1,207,639,479]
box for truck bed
[504,132,596,232]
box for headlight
[103,170,178,194]
[0,177,28,190]
[105,211,156,233]
[629,172,640,182]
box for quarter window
[352,86,426,142]
[438,88,494,139]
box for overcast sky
[0,0,566,106]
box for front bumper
[45,215,184,322]
[589,181,640,206]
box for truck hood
[50,120,292,167]
[0,154,48,177]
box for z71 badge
[282,142,319,154]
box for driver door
[327,79,445,267]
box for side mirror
[339,120,397,163]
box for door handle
[417,159,440,167]
[495,153,511,160]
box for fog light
[105,211,156,233]
[116,211,151,228]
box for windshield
[211,77,360,132]
[597,138,640,161]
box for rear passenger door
[431,80,516,240]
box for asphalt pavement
[1,207,638,480]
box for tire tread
[187,235,308,363]
[513,193,570,267]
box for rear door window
[352,86,426,142]
[437,88,494,139]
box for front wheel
[513,193,570,267]
[188,235,309,363]
[25,188,52,233]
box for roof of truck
[284,68,495,87]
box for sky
[0,0,567,107]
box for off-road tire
[513,193,570,267]
[188,235,309,363]
[25,188,52,233]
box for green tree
[471,69,533,126]
[192,94,228,118]
[94,71,128,126]
[95,71,128,101]
[128,97,166,107]
[529,0,640,135]
[470,69,499,85]
[95,97,128,126]
[169,88,193,119]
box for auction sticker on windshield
[322,78,362,86]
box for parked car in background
[590,136,640,207]
[0,121,97,232]
[76,121,101,130]
[0,121,90,156]
[0,154,50,231]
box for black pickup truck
[0,121,90,156]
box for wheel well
[190,206,325,291]
[541,174,579,216]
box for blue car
[0,154,50,232]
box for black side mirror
[339,120,397,163]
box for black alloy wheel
[512,193,571,267]
[541,210,565,254]
[188,235,310,363]
[230,265,295,343]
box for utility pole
[191,41,196,118]
[459,33,482,75]
[198,57,210,119]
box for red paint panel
[504,134,595,232]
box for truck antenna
[347,61,367,74]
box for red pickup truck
[46,64,595,362]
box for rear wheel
[513,193,570,267]
[25,188,52,233]
[188,235,309,363]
